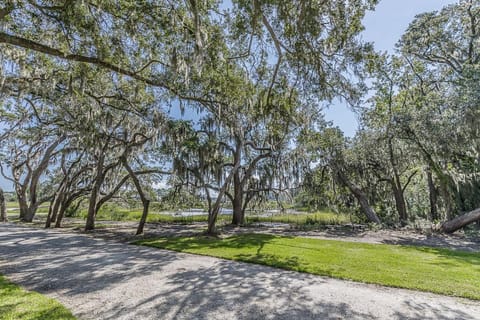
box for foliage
[1,0,480,232]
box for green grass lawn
[5,202,49,218]
[0,275,75,320]
[5,202,18,209]
[135,234,480,300]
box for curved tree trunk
[121,156,151,236]
[351,187,382,225]
[336,170,381,224]
[440,208,480,233]
[0,188,7,223]
[207,162,240,235]
[136,200,150,235]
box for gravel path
[0,224,479,320]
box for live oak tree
[2,0,385,235]
[0,117,65,222]
[299,127,382,224]
[361,55,420,225]
[398,0,480,231]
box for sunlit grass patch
[0,275,75,320]
[135,233,480,300]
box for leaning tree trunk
[85,186,99,231]
[45,191,63,228]
[336,170,381,224]
[0,188,7,223]
[440,208,480,233]
[207,163,241,235]
[55,200,69,228]
[136,200,150,235]
[352,187,382,225]
[121,156,153,235]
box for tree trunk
[45,191,63,228]
[55,201,69,228]
[207,162,241,235]
[22,206,36,222]
[207,204,221,235]
[0,188,7,223]
[86,155,105,231]
[50,191,64,224]
[440,208,480,233]
[391,182,408,225]
[426,166,438,221]
[136,200,150,235]
[337,170,381,224]
[387,137,408,225]
[353,188,382,224]
[231,171,244,226]
[45,198,54,228]
[120,156,152,235]
[85,187,99,231]
[18,194,29,221]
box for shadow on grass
[140,233,284,251]
[381,234,480,253]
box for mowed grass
[0,275,75,320]
[135,234,480,300]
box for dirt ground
[53,219,480,252]
[1,223,479,320]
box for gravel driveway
[0,223,479,320]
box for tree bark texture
[440,208,480,233]
[0,188,7,223]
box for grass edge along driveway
[135,233,480,300]
[0,274,75,320]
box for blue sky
[0,0,458,191]
[324,0,457,137]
